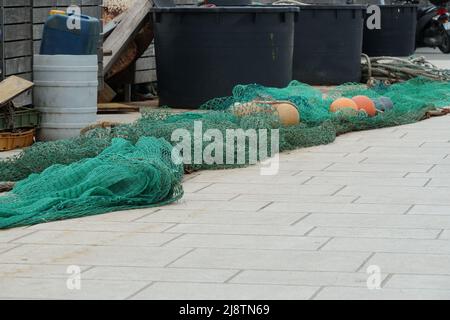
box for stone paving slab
[0,49,450,300]
[2,113,450,299]
[131,282,319,300]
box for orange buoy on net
[231,100,300,126]
[352,95,377,117]
[329,97,358,113]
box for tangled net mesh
[0,78,449,228]
[0,137,183,229]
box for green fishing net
[0,137,183,229]
[0,78,450,229]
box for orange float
[232,100,300,126]
[352,95,377,117]
[329,97,358,113]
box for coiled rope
[362,53,450,84]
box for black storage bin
[293,5,365,85]
[153,6,298,108]
[363,5,418,56]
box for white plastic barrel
[33,55,98,141]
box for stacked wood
[100,0,154,103]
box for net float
[352,95,377,117]
[231,100,300,126]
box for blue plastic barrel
[40,13,101,55]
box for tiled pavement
[1,49,450,300]
[1,114,450,300]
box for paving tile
[131,282,318,300]
[196,183,343,196]
[232,194,356,204]
[325,163,432,173]
[407,172,450,178]
[166,200,270,212]
[12,230,180,247]
[351,139,424,147]
[262,203,410,215]
[280,152,366,163]
[83,266,237,283]
[361,154,444,165]
[3,100,450,300]
[165,224,314,237]
[302,144,372,153]
[399,130,450,138]
[136,210,306,225]
[182,182,213,193]
[0,229,35,243]
[408,205,450,215]
[170,248,370,272]
[295,170,406,178]
[440,230,450,239]
[211,166,299,175]
[302,213,450,229]
[29,221,174,233]
[334,128,400,138]
[315,287,450,300]
[426,178,450,187]
[0,244,191,267]
[305,176,428,187]
[356,195,450,205]
[322,237,450,255]
[0,277,147,300]
[436,157,450,165]
[0,244,18,255]
[342,186,450,205]
[0,264,91,279]
[309,227,440,240]
[73,208,158,222]
[280,151,348,160]
[427,165,450,175]
[165,234,328,250]
[362,253,450,275]
[182,193,238,201]
[421,142,450,148]
[363,146,450,156]
[385,274,450,290]
[187,172,313,184]
[274,161,334,171]
[230,270,387,288]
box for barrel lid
[152,6,300,13]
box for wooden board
[98,103,141,113]
[0,76,34,107]
[103,0,153,76]
[98,83,117,104]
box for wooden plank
[97,103,140,113]
[98,82,117,103]
[3,7,32,24]
[103,11,126,38]
[3,24,32,42]
[5,57,32,75]
[4,40,33,59]
[135,57,156,71]
[103,0,153,76]
[0,76,34,106]
[134,69,157,84]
